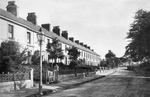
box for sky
[1,0,150,58]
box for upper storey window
[27,32,31,44]
[8,24,14,39]
[47,39,50,43]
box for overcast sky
[1,0,150,58]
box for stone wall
[58,74,75,82]
[77,73,86,78]
[88,72,96,76]
[31,65,96,83]
[0,69,33,93]
[30,65,52,81]
[57,71,96,82]
[0,80,33,93]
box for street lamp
[37,28,45,96]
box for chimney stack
[27,13,37,25]
[87,46,90,49]
[80,42,83,46]
[69,37,74,42]
[6,1,18,16]
[53,26,60,36]
[84,44,87,48]
[61,31,68,39]
[42,23,51,31]
[75,40,79,44]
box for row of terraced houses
[0,1,101,66]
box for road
[44,67,150,97]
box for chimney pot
[8,1,15,5]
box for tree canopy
[67,46,80,61]
[105,50,116,59]
[125,9,150,62]
[67,46,80,69]
[31,50,40,65]
[0,40,28,73]
[105,50,116,68]
[46,37,64,63]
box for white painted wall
[0,19,9,43]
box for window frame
[47,38,50,43]
[27,32,31,44]
[8,24,14,39]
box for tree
[0,40,28,73]
[114,57,120,67]
[100,59,107,67]
[125,9,150,62]
[31,50,40,65]
[46,37,64,66]
[67,46,80,61]
[105,50,116,68]
[119,57,128,63]
[105,50,116,59]
[77,58,86,66]
[67,46,80,69]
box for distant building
[0,1,101,66]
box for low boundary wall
[57,71,96,82]
[0,69,33,93]
[58,74,75,82]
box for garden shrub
[0,40,28,73]
[31,50,40,65]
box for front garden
[0,39,97,84]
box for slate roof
[0,8,100,56]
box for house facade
[0,1,101,66]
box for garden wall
[58,74,75,82]
[0,69,33,93]
[30,65,52,81]
[30,64,96,83]
[57,71,96,82]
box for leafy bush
[46,37,64,63]
[69,61,77,69]
[0,40,28,73]
[67,46,80,61]
[31,50,40,65]
[139,63,150,72]
[77,58,86,66]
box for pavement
[0,69,116,97]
